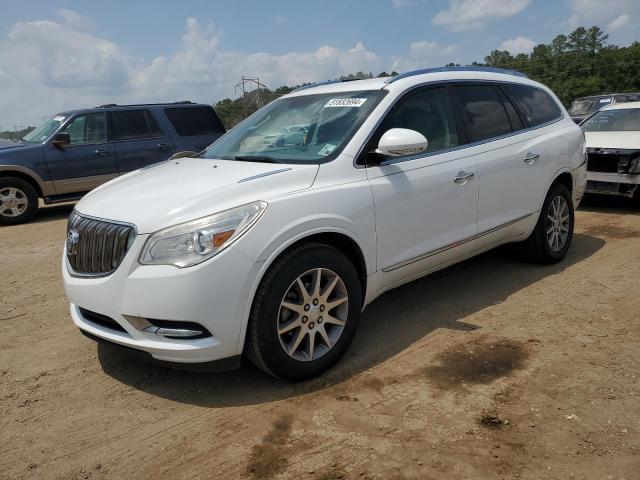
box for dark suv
[0,102,226,224]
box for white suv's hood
[76,158,319,233]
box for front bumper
[586,172,640,197]
[587,171,640,185]
[62,234,262,364]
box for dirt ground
[1,196,639,480]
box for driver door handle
[524,152,540,165]
[157,143,170,150]
[453,171,474,185]
[95,149,107,156]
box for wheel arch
[539,168,573,211]
[0,166,46,197]
[235,228,371,355]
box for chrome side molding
[382,213,534,272]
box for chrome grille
[66,212,136,276]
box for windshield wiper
[234,155,280,163]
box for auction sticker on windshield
[325,98,367,108]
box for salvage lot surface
[1,198,639,480]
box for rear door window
[502,84,562,126]
[113,110,162,140]
[455,84,512,142]
[164,106,225,136]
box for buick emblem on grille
[67,229,80,256]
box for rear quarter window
[502,84,562,126]
[164,107,225,136]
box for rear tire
[245,242,362,381]
[520,182,574,264]
[0,177,38,225]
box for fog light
[143,326,204,338]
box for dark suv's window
[502,84,562,126]
[62,113,107,145]
[113,109,162,140]
[164,107,225,136]
[378,86,459,154]
[455,84,512,142]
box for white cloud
[0,14,389,126]
[500,36,536,55]
[391,40,458,71]
[433,0,531,31]
[567,0,638,37]
[607,13,630,30]
[57,9,92,31]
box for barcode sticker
[324,98,367,108]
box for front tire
[245,242,362,381]
[0,177,38,225]
[520,182,574,264]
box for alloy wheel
[277,268,349,361]
[0,187,29,218]
[545,195,570,252]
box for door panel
[368,154,478,287]
[363,85,479,290]
[44,112,118,195]
[474,137,544,234]
[453,83,544,236]
[115,138,173,173]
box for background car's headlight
[139,201,267,267]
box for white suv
[62,67,586,380]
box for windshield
[581,108,640,132]
[570,99,594,116]
[22,114,67,143]
[203,90,386,163]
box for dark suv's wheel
[245,242,362,381]
[520,182,574,264]
[0,177,38,225]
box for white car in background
[62,67,586,381]
[581,101,640,200]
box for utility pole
[234,76,269,118]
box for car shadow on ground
[578,193,639,216]
[97,232,605,407]
[32,203,75,224]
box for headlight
[139,201,267,267]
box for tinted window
[165,107,225,136]
[503,84,562,126]
[380,87,459,154]
[113,110,161,140]
[456,85,512,142]
[498,89,524,131]
[62,113,107,145]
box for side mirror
[375,128,428,157]
[51,132,71,149]
[169,151,199,160]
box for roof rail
[94,101,195,108]
[291,80,344,93]
[385,66,528,84]
[291,77,371,93]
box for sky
[0,0,638,127]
